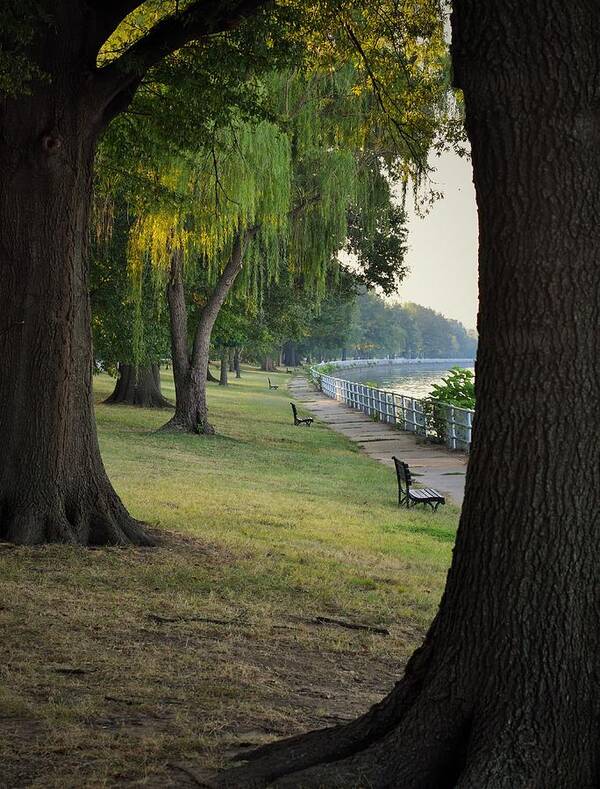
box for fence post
[310,363,475,452]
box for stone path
[289,376,467,506]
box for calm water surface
[342,361,475,399]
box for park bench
[392,457,445,512]
[290,402,313,426]
[268,378,279,390]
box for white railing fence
[311,364,474,453]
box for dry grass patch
[0,369,459,787]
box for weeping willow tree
[90,199,174,409]
[127,64,412,435]
[127,118,292,433]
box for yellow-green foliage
[128,119,292,287]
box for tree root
[204,633,438,787]
[158,414,216,435]
[105,393,173,409]
[206,684,468,788]
[208,645,598,788]
[0,488,155,546]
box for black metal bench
[392,457,445,511]
[290,402,313,426]
[268,377,278,390]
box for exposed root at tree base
[200,634,464,788]
[203,698,468,788]
[0,494,156,547]
[158,417,216,436]
[104,394,173,409]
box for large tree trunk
[105,363,172,408]
[0,14,152,546]
[234,348,242,378]
[212,3,600,786]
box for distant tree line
[277,290,477,365]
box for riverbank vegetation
[337,291,477,362]
[0,369,458,787]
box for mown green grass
[97,368,458,626]
[0,368,459,787]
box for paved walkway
[289,377,467,505]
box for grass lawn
[0,368,459,788]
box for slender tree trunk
[213,3,600,786]
[228,349,235,373]
[105,363,172,408]
[234,348,242,378]
[160,229,253,434]
[219,348,229,386]
[160,246,213,434]
[0,26,151,545]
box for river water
[341,360,475,400]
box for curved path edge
[289,376,467,506]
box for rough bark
[161,230,253,433]
[0,5,155,545]
[105,363,172,408]
[210,2,600,786]
[0,1,271,545]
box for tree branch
[95,0,270,120]
[84,1,146,45]
[290,193,321,221]
[191,228,250,371]
[188,196,318,373]
[86,1,144,19]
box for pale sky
[393,149,479,332]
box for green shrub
[424,367,475,444]
[308,362,337,389]
[428,367,475,409]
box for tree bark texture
[212,2,600,786]
[105,363,172,408]
[0,6,154,545]
[234,348,242,378]
[161,230,252,434]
